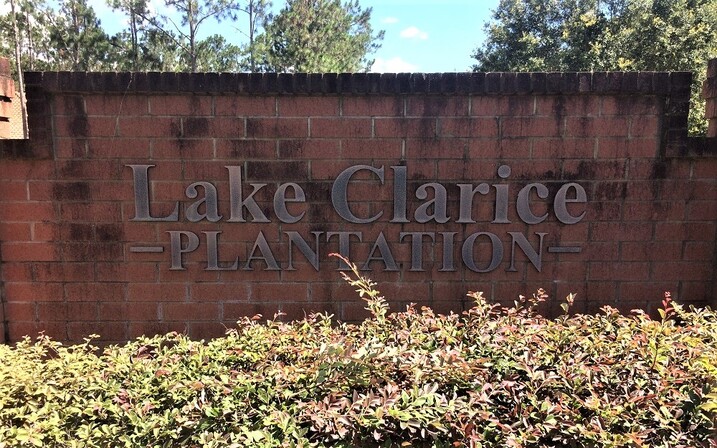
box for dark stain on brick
[278,140,303,158]
[230,140,271,158]
[551,97,566,117]
[303,182,331,202]
[246,119,260,137]
[53,182,91,201]
[308,203,333,222]
[96,224,124,242]
[68,223,94,241]
[594,182,628,201]
[246,161,308,181]
[562,161,594,181]
[183,117,209,138]
[69,114,89,138]
[650,160,668,180]
[60,161,84,177]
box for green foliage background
[1,263,716,447]
[473,0,717,135]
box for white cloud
[382,16,399,24]
[371,57,419,73]
[400,26,429,40]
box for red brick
[596,138,659,159]
[601,96,659,116]
[53,95,83,115]
[55,116,117,138]
[0,202,56,222]
[87,138,151,159]
[439,117,499,138]
[60,203,122,222]
[0,223,32,241]
[57,160,124,180]
[629,117,659,138]
[534,96,596,117]
[343,97,403,117]
[1,263,33,283]
[216,139,277,159]
[0,181,29,200]
[502,117,562,137]
[99,302,159,321]
[406,97,469,117]
[620,242,681,262]
[622,201,685,221]
[404,139,465,160]
[692,159,717,179]
[190,283,251,302]
[589,222,653,241]
[37,302,98,321]
[119,117,181,138]
[589,262,650,281]
[0,161,54,180]
[182,117,245,138]
[215,97,276,117]
[149,95,212,116]
[4,282,64,301]
[251,282,309,302]
[310,117,372,138]
[562,160,626,180]
[685,201,717,220]
[67,322,127,342]
[246,117,307,138]
[683,242,713,261]
[2,243,60,262]
[278,139,340,159]
[5,302,36,321]
[128,322,186,339]
[565,117,630,138]
[279,97,339,117]
[654,222,715,241]
[128,283,187,301]
[187,322,227,339]
[651,262,712,281]
[65,282,126,301]
[163,303,220,321]
[84,95,148,116]
[8,322,68,341]
[532,138,596,159]
[374,118,436,138]
[96,263,159,282]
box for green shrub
[1,259,716,447]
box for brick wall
[0,63,715,345]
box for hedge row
[1,259,716,447]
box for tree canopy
[0,0,383,74]
[473,0,717,135]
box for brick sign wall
[0,61,716,344]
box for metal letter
[204,231,240,271]
[243,231,280,271]
[507,232,546,272]
[439,232,457,272]
[554,183,587,224]
[390,165,409,223]
[457,183,490,223]
[226,166,270,223]
[274,183,306,224]
[516,183,549,224]
[326,231,362,269]
[285,231,322,271]
[399,232,435,271]
[493,165,511,224]
[414,183,450,223]
[168,230,200,270]
[461,232,503,273]
[185,181,222,222]
[128,165,179,222]
[331,165,384,224]
[362,232,398,271]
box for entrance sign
[128,163,587,274]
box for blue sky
[87,0,500,73]
[363,0,500,72]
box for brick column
[705,58,717,137]
[0,58,14,140]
